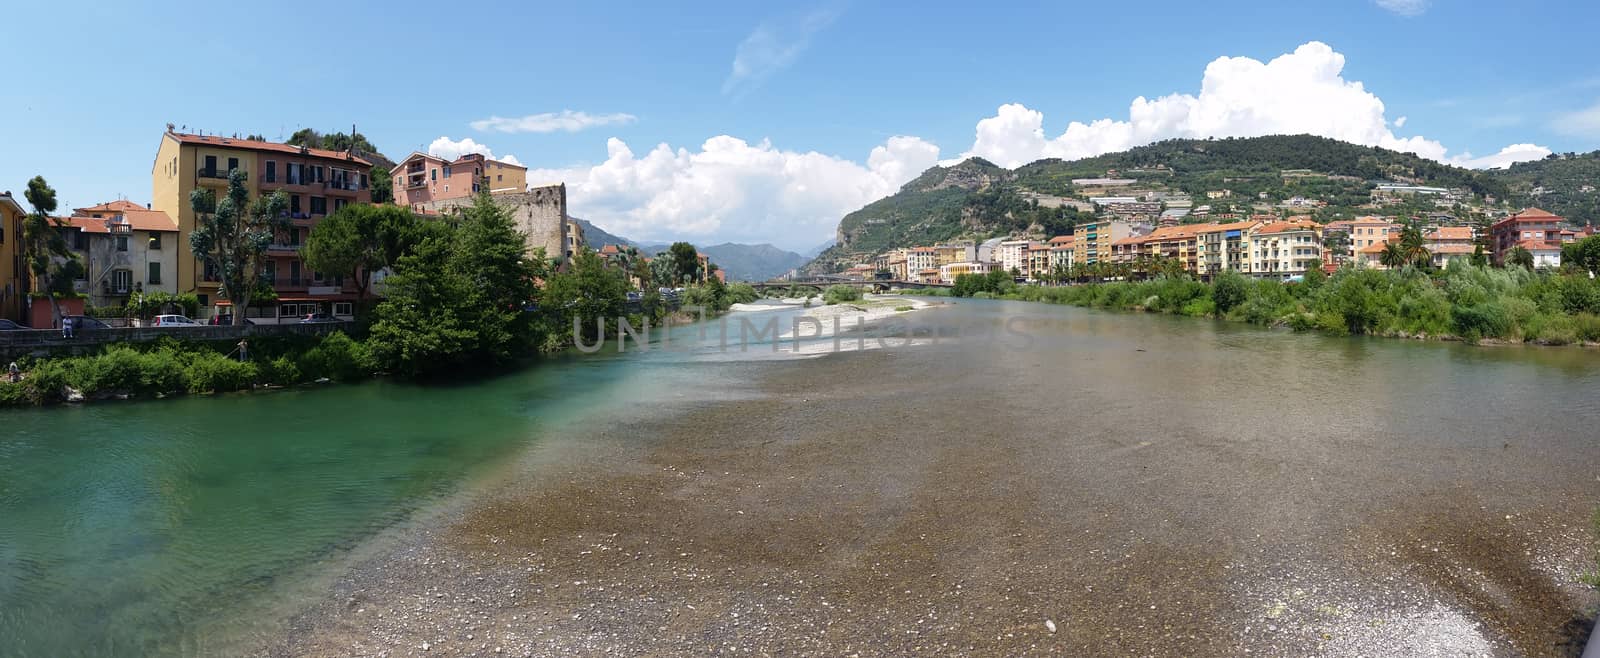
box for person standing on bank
[236,339,249,363]
[61,314,74,339]
[7,361,19,383]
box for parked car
[152,314,201,327]
[0,319,22,330]
[299,312,338,324]
[63,315,111,330]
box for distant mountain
[804,134,1516,274]
[802,238,835,258]
[698,243,809,281]
[571,218,807,281]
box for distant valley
[571,218,810,282]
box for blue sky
[4,0,1599,250]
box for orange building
[391,152,528,209]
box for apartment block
[1246,218,1323,279]
[1490,208,1568,266]
[60,201,180,308]
[150,127,374,319]
[1074,219,1145,265]
[0,192,24,322]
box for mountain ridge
[571,218,808,281]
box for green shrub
[68,347,146,396]
[1451,302,1511,340]
[184,352,257,394]
[1212,271,1248,313]
[23,360,70,405]
[1575,314,1600,342]
[139,349,187,394]
[823,285,863,305]
[259,356,302,385]
[297,332,373,381]
[725,283,759,305]
[1180,297,1216,317]
[1533,314,1578,345]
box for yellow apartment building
[0,191,25,322]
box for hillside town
[818,168,1596,285]
[0,125,730,330]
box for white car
[151,314,201,327]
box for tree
[1378,242,1408,269]
[542,249,629,342]
[301,204,418,309]
[189,169,289,325]
[368,194,542,377]
[1562,235,1600,276]
[20,176,79,325]
[669,242,700,285]
[1397,223,1431,269]
[1470,242,1488,267]
[650,251,679,288]
[1212,270,1248,313]
[370,165,393,205]
[286,128,378,154]
[1506,245,1535,270]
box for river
[3,298,1598,656]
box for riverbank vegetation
[2,194,760,407]
[952,255,1600,345]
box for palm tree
[1398,224,1431,269]
[1506,245,1534,270]
[1378,242,1408,269]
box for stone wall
[0,321,350,361]
[409,184,575,262]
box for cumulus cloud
[528,134,939,249]
[955,41,1545,171]
[427,136,521,166]
[470,111,637,134]
[1551,100,1600,138]
[1393,116,1408,128]
[722,9,838,97]
[1448,144,1553,169]
[1374,0,1430,16]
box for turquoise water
[0,310,796,657]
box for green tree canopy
[669,242,700,285]
[542,248,629,341]
[189,169,289,324]
[301,204,420,306]
[21,176,79,323]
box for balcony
[266,243,301,254]
[197,168,243,186]
[406,178,427,189]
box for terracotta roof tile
[168,132,372,167]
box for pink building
[391,152,528,209]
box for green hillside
[804,135,1518,274]
[1490,150,1600,225]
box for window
[333,198,348,212]
[203,259,220,282]
[431,168,437,181]
[310,197,327,215]
[72,230,88,250]
[204,155,217,173]
[264,160,276,183]
[290,260,301,284]
[147,262,161,285]
[111,269,132,293]
[444,185,449,193]
[443,165,451,177]
[314,166,325,183]
[360,174,367,189]
[260,263,276,284]
[116,235,128,252]
[290,195,302,215]
[227,157,239,172]
[334,302,353,316]
[497,174,503,182]
[288,163,303,185]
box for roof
[394,150,527,172]
[1255,219,1322,235]
[1425,226,1474,241]
[1357,241,1390,254]
[57,208,177,233]
[1515,239,1561,252]
[598,244,621,254]
[1048,235,1075,245]
[0,192,24,217]
[1430,243,1476,255]
[75,200,147,214]
[1493,208,1565,229]
[167,132,373,167]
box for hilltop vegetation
[805,135,1518,274]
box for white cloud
[470,111,637,134]
[1393,115,1408,128]
[1448,144,1553,169]
[955,41,1546,171]
[722,10,838,97]
[1551,100,1600,138]
[528,134,939,250]
[1374,0,1430,16]
[427,136,521,167]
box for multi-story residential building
[997,240,1030,274]
[977,237,1006,265]
[906,247,938,278]
[1027,241,1050,280]
[1422,226,1477,268]
[0,191,25,323]
[1346,216,1397,254]
[886,250,908,280]
[1247,218,1323,279]
[1074,219,1145,265]
[939,261,991,284]
[933,242,975,266]
[1194,220,1263,275]
[151,128,374,321]
[391,151,528,209]
[60,201,179,309]
[1490,208,1567,266]
[1047,235,1075,272]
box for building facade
[1490,208,1567,266]
[391,152,528,208]
[0,192,25,323]
[1246,219,1323,279]
[150,128,374,319]
[61,202,179,309]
